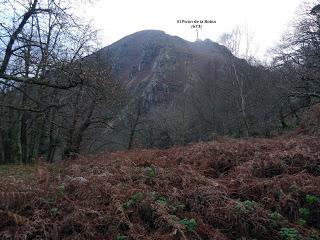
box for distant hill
[83,29,285,147]
[99,30,248,109]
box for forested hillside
[1,0,320,163]
[98,30,283,151]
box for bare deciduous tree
[270,1,320,131]
[218,24,258,63]
[0,0,124,163]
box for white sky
[78,0,305,59]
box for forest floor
[0,134,320,240]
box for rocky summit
[99,30,247,109]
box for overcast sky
[78,0,305,59]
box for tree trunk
[230,55,250,137]
[5,114,23,164]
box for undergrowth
[0,135,319,239]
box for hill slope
[90,30,281,146]
[99,30,246,108]
[0,135,319,239]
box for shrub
[270,212,284,229]
[116,233,128,240]
[235,200,257,213]
[122,192,144,209]
[57,185,65,197]
[50,207,59,216]
[297,218,306,226]
[271,212,282,221]
[156,196,167,205]
[306,195,319,205]
[299,208,310,220]
[144,166,156,177]
[279,228,301,240]
[179,218,197,231]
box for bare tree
[62,54,125,158]
[268,1,320,133]
[218,25,263,136]
[218,24,258,63]
[120,98,145,150]
[0,0,123,163]
[273,1,320,104]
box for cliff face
[99,30,241,108]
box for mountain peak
[130,29,166,35]
[98,29,240,108]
